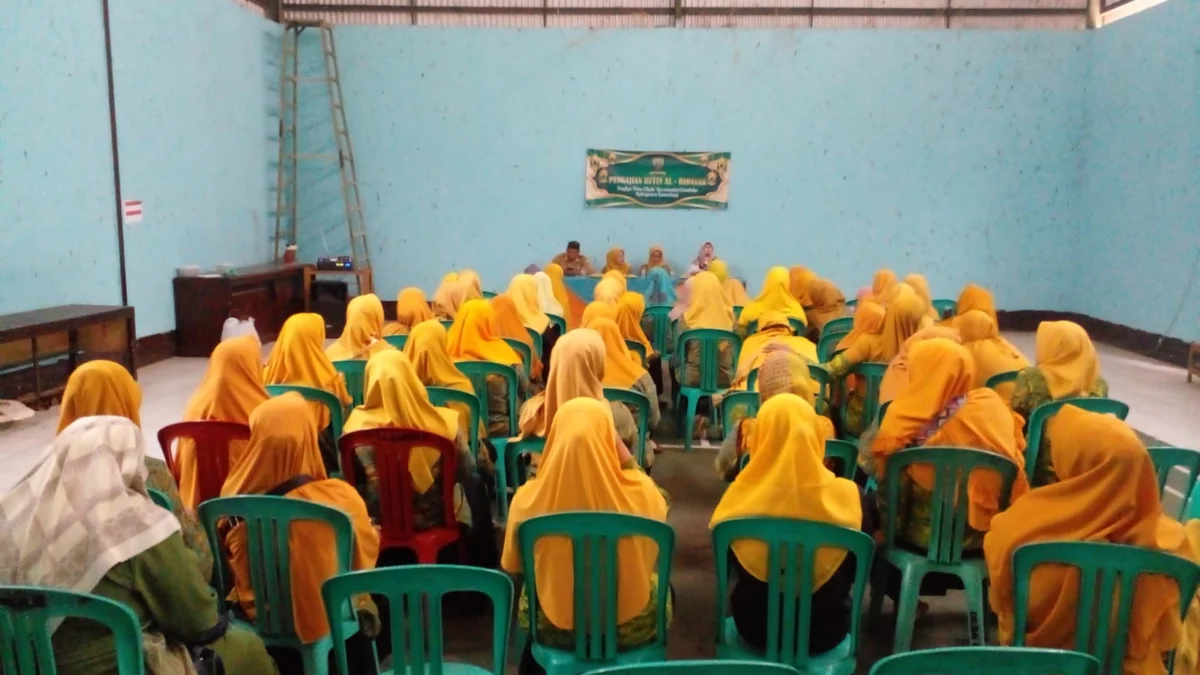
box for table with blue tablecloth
[563,275,677,299]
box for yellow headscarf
[446,299,521,366]
[957,310,1030,396]
[733,311,818,389]
[871,269,900,305]
[683,271,734,330]
[953,283,997,323]
[739,266,807,329]
[343,351,458,494]
[842,286,926,364]
[533,271,565,316]
[616,292,652,353]
[588,318,647,388]
[985,406,1190,675]
[457,269,483,301]
[602,248,631,276]
[506,274,550,333]
[518,329,606,438]
[643,245,671,274]
[221,392,328,497]
[603,270,629,294]
[710,260,749,306]
[836,301,886,351]
[594,277,623,305]
[1035,321,1101,399]
[872,338,1028,531]
[431,272,460,319]
[582,301,618,326]
[326,294,395,361]
[789,266,816,306]
[491,296,543,379]
[544,264,576,328]
[904,274,939,320]
[502,397,667,629]
[384,288,435,336]
[403,320,473,393]
[57,360,141,432]
[262,313,352,427]
[879,326,962,405]
[736,348,837,454]
[709,259,731,283]
[178,336,268,509]
[806,279,847,334]
[712,394,861,588]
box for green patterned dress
[1009,368,1109,485]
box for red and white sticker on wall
[122,199,143,224]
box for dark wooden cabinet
[173,263,306,357]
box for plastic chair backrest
[338,428,458,549]
[842,362,888,432]
[198,495,354,639]
[504,436,546,490]
[643,306,674,356]
[788,318,805,335]
[824,439,859,479]
[1148,447,1200,520]
[603,387,651,467]
[817,331,849,363]
[265,384,345,439]
[721,391,761,441]
[148,488,172,510]
[0,586,145,675]
[527,328,545,359]
[547,314,567,335]
[322,565,513,675]
[882,447,1019,565]
[626,340,649,366]
[712,518,874,670]
[845,299,858,310]
[502,338,535,379]
[517,512,675,661]
[455,360,520,437]
[821,317,854,338]
[482,291,498,299]
[675,329,742,392]
[426,386,482,461]
[440,319,454,332]
[877,400,892,427]
[808,363,830,405]
[984,371,1019,391]
[382,334,408,350]
[732,306,744,321]
[869,647,1100,675]
[747,368,759,391]
[332,359,367,407]
[588,661,801,675]
[931,299,957,319]
[156,420,251,505]
[1025,398,1130,478]
[1012,541,1200,674]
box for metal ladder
[274,20,371,291]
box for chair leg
[961,566,988,646]
[493,439,509,522]
[868,559,890,620]
[300,642,329,675]
[683,394,699,453]
[891,563,926,654]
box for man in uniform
[550,240,594,277]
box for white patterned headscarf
[533,271,565,316]
[0,416,180,602]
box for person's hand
[616,437,634,464]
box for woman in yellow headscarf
[507,274,551,334]
[639,245,673,276]
[545,263,585,329]
[384,287,435,336]
[806,278,848,335]
[731,310,818,391]
[904,273,939,324]
[587,317,661,439]
[616,291,663,399]
[220,393,381,659]
[985,406,1194,675]
[491,295,544,380]
[710,259,750,307]
[263,312,352,431]
[403,320,479,439]
[836,301,886,351]
[594,276,623,306]
[604,270,629,294]
[944,283,998,325]
[1011,320,1108,485]
[673,270,736,392]
[431,272,460,319]
[343,351,497,567]
[712,394,863,653]
[457,269,483,301]
[447,299,530,437]
[176,335,268,510]
[789,266,816,307]
[956,310,1030,401]
[326,293,395,361]
[503,398,670,660]
[871,339,1029,550]
[582,300,618,325]
[57,360,213,581]
[869,269,900,305]
[602,247,632,275]
[879,326,962,406]
[737,266,807,335]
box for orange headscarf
[870,269,900,305]
[502,397,667,629]
[262,313,352,427]
[384,287,435,336]
[953,284,997,323]
[836,301,886,352]
[588,318,647,389]
[57,360,141,432]
[806,279,847,334]
[432,273,460,319]
[616,292,653,353]
[710,260,750,307]
[789,266,816,306]
[177,336,268,509]
[403,320,477,438]
[490,295,543,379]
[957,310,1030,398]
[841,286,926,364]
[1035,321,1101,399]
[545,263,582,329]
[879,326,962,404]
[221,392,328,496]
[582,300,618,326]
[904,274,939,320]
[446,299,521,367]
[518,329,606,438]
[872,338,1028,531]
[985,406,1191,675]
[602,248,631,276]
[507,274,551,333]
[326,294,394,361]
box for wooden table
[303,265,373,301]
[173,263,307,357]
[0,304,136,406]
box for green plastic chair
[456,361,521,437]
[644,306,674,357]
[844,300,858,310]
[547,314,568,335]
[322,565,513,675]
[1147,446,1200,520]
[603,387,651,468]
[500,436,546,511]
[824,439,858,480]
[869,647,1100,675]
[0,586,145,674]
[482,290,498,299]
[868,447,1020,653]
[931,299,957,319]
[712,518,874,673]
[527,328,545,359]
[332,359,367,408]
[1025,397,1129,485]
[198,495,358,675]
[147,488,172,510]
[808,364,830,406]
[626,340,649,367]
[721,391,761,442]
[674,328,743,453]
[747,368,759,391]
[588,661,800,675]
[440,319,455,332]
[1012,541,1200,675]
[266,384,346,440]
[837,362,888,443]
[821,317,854,338]
[517,512,676,675]
[745,318,806,337]
[733,306,745,321]
[983,371,1019,392]
[503,338,536,380]
[817,332,848,363]
[382,334,408,350]
[426,386,482,462]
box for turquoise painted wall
[313,29,1089,311]
[1081,0,1200,341]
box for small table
[303,265,374,303]
[0,304,136,406]
[1189,343,1199,383]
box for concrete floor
[2,332,1198,673]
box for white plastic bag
[221,316,260,344]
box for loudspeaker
[311,280,349,336]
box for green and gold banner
[585,150,731,209]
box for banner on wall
[585,149,731,209]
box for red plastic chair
[157,421,251,506]
[338,428,461,564]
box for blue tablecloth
[564,275,672,299]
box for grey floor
[2,332,1198,672]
